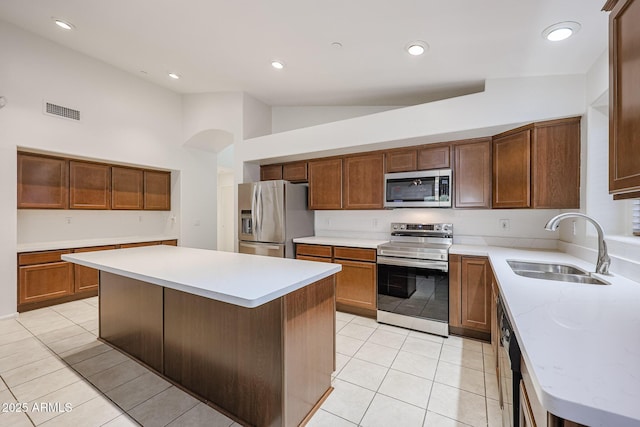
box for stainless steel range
[377,223,452,336]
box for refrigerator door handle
[258,185,263,234]
[252,184,259,237]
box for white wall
[242,94,272,139]
[0,21,218,317]
[272,106,400,133]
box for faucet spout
[544,213,611,275]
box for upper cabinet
[343,153,384,209]
[17,153,68,209]
[69,161,111,209]
[609,0,640,197]
[260,164,283,181]
[385,149,417,173]
[17,152,171,211]
[144,170,171,210]
[308,158,343,210]
[453,138,492,209]
[282,162,308,182]
[112,167,144,210]
[493,117,580,209]
[417,143,450,170]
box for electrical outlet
[499,219,510,231]
[65,217,72,224]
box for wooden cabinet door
[308,158,343,209]
[69,161,111,209]
[454,139,492,208]
[17,153,68,209]
[343,153,384,209]
[73,245,117,293]
[334,259,376,312]
[18,262,73,305]
[144,170,171,210]
[112,167,143,209]
[385,150,417,173]
[417,143,450,170]
[283,162,308,182]
[460,257,491,333]
[532,119,580,208]
[493,129,531,208]
[260,164,283,181]
[610,0,640,194]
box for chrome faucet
[544,213,611,275]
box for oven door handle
[377,256,448,271]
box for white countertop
[451,244,640,427]
[293,236,388,249]
[17,236,179,253]
[62,246,341,308]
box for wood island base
[99,271,336,427]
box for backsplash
[314,208,560,249]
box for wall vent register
[43,101,81,121]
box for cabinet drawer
[119,241,162,249]
[296,244,332,258]
[333,247,376,262]
[18,250,71,266]
[18,262,73,304]
[296,255,332,263]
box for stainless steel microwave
[384,169,452,208]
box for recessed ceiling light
[271,61,285,70]
[53,19,74,30]
[406,41,429,56]
[168,73,180,79]
[542,22,581,42]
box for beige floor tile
[444,336,484,353]
[59,341,111,365]
[0,345,53,374]
[439,345,484,372]
[40,395,122,427]
[128,386,199,427]
[483,353,496,371]
[0,379,6,392]
[307,409,357,427]
[335,312,356,322]
[71,349,129,377]
[334,353,350,376]
[338,323,376,341]
[408,330,445,344]
[86,359,148,393]
[391,351,438,380]
[50,300,95,317]
[166,402,233,427]
[336,358,388,391]
[1,355,67,388]
[350,316,380,329]
[367,329,407,350]
[485,372,500,401]
[83,297,99,307]
[0,319,27,338]
[78,319,98,333]
[423,411,470,427]
[0,410,33,427]
[27,380,100,425]
[46,332,98,355]
[16,308,57,323]
[486,397,502,427]
[0,337,45,359]
[65,311,98,325]
[377,323,411,336]
[378,369,432,409]
[435,361,486,396]
[482,342,494,355]
[427,383,487,427]
[354,342,399,367]
[401,336,443,359]
[0,389,15,403]
[36,325,88,345]
[22,318,76,336]
[336,334,365,357]
[336,319,348,333]
[105,372,171,411]
[101,414,139,426]
[11,368,83,402]
[0,330,33,346]
[360,393,426,427]
[321,378,375,424]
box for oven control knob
[435,225,441,231]
[392,224,398,230]
[400,224,406,230]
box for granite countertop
[293,236,388,249]
[451,244,640,427]
[62,245,341,308]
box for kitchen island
[62,245,341,427]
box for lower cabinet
[449,254,492,339]
[296,244,377,317]
[17,239,178,312]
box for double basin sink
[507,260,609,285]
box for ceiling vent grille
[43,101,81,121]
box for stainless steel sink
[507,260,585,275]
[507,260,610,285]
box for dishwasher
[498,295,522,427]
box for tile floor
[0,298,500,426]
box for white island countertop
[62,245,341,308]
[451,244,640,427]
[293,236,388,249]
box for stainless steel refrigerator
[238,180,314,258]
